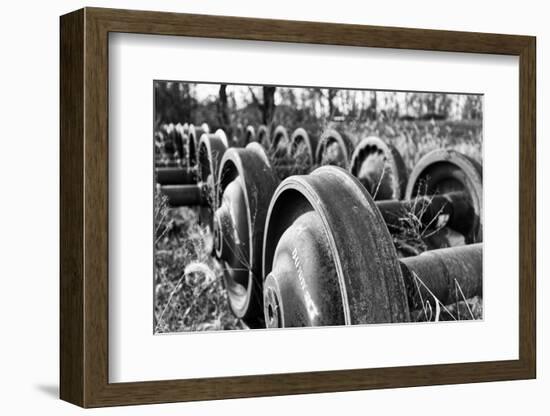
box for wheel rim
[173,124,186,163]
[270,125,290,158]
[244,125,256,145]
[257,125,271,149]
[289,127,318,174]
[405,149,483,244]
[245,142,271,167]
[197,132,228,229]
[263,166,410,328]
[187,123,209,168]
[315,129,354,169]
[349,136,408,200]
[213,147,279,327]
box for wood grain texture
[59,8,84,406]
[518,37,536,376]
[59,7,537,408]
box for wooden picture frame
[60,7,536,408]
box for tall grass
[154,190,244,333]
[341,119,482,172]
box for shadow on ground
[35,384,58,399]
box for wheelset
[262,166,482,328]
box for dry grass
[154,190,245,333]
[342,118,482,171]
[408,270,483,323]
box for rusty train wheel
[244,125,256,145]
[270,125,290,158]
[289,127,318,174]
[173,124,187,163]
[405,149,483,245]
[245,142,271,167]
[197,131,229,229]
[257,125,271,150]
[213,146,279,328]
[162,124,177,159]
[187,123,209,170]
[262,166,410,328]
[349,136,408,200]
[315,129,355,169]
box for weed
[153,188,244,332]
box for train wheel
[213,145,279,327]
[262,166,410,328]
[405,149,482,245]
[197,131,228,229]
[349,136,408,200]
[289,127,318,174]
[315,129,354,169]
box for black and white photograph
[153,81,483,333]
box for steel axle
[161,184,206,207]
[155,166,196,185]
[262,166,483,329]
[157,131,228,225]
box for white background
[0,0,546,414]
[110,34,519,382]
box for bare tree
[249,86,276,126]
[327,88,337,118]
[217,84,231,132]
[262,86,276,126]
[154,81,194,126]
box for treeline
[154,82,482,135]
